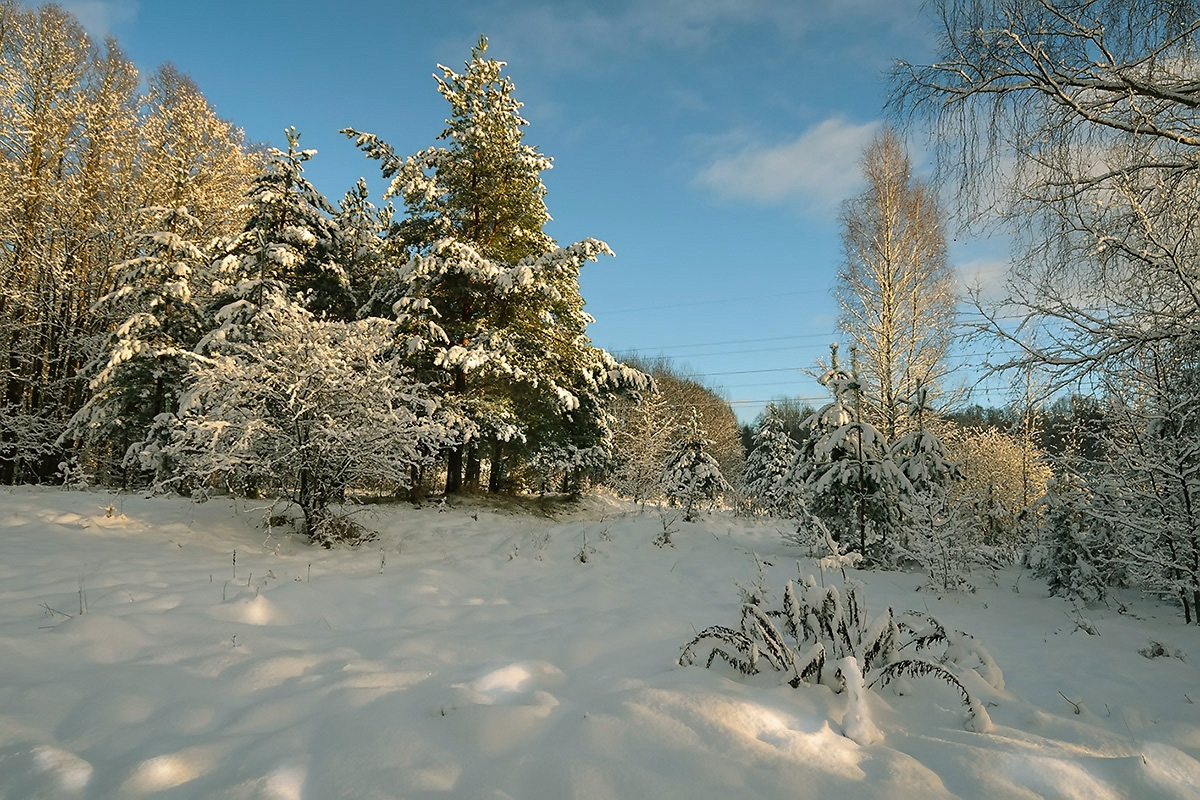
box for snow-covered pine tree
[1029,471,1119,602]
[662,407,729,522]
[344,37,647,493]
[791,344,910,565]
[744,404,802,517]
[889,383,969,588]
[207,127,349,329]
[65,206,210,484]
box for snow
[3,487,1200,798]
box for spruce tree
[792,345,910,564]
[66,206,210,483]
[890,383,968,587]
[662,407,728,522]
[744,404,801,517]
[208,127,347,331]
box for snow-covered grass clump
[2,487,1200,798]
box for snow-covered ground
[2,487,1199,799]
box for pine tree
[662,407,729,522]
[792,345,910,564]
[344,36,646,493]
[744,404,802,517]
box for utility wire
[590,288,827,316]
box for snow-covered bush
[944,425,1051,559]
[679,562,1000,733]
[1084,377,1200,621]
[1028,472,1120,602]
[167,291,447,545]
[607,391,673,504]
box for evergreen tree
[332,177,391,316]
[890,383,968,588]
[792,345,910,564]
[209,127,347,328]
[744,404,801,517]
[65,206,210,483]
[1088,346,1200,622]
[344,36,645,493]
[662,407,728,522]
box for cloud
[484,0,810,71]
[57,0,137,39]
[694,116,880,216]
[955,255,1011,303]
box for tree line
[7,0,1200,625]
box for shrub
[679,562,1000,733]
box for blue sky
[49,0,1013,422]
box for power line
[618,331,839,352]
[686,371,806,381]
[590,288,828,316]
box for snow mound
[209,590,286,626]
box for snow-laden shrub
[168,291,448,545]
[1028,472,1120,602]
[944,425,1051,559]
[678,562,1000,733]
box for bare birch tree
[891,0,1200,619]
[837,127,957,441]
[889,0,1200,386]
[0,3,257,484]
[0,2,141,482]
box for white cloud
[694,116,880,216]
[57,0,137,39]
[956,256,1011,302]
[485,0,810,71]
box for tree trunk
[408,464,425,504]
[444,368,467,494]
[446,448,463,494]
[488,437,504,493]
[465,444,481,490]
